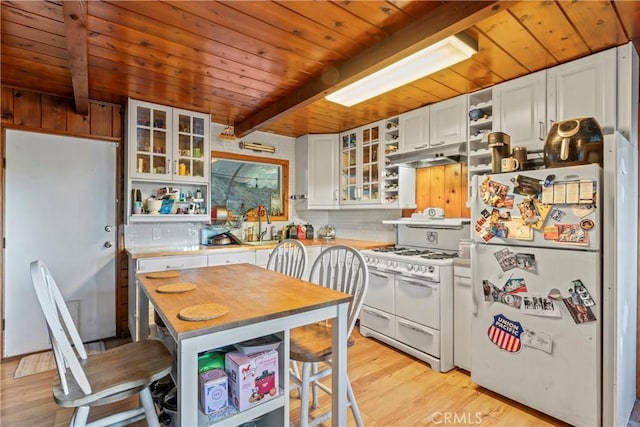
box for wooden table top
[138,263,352,340]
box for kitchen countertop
[126,238,393,259]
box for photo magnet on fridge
[511,175,542,196]
[549,207,566,222]
[521,328,553,354]
[479,176,512,208]
[515,253,536,272]
[488,314,523,353]
[493,248,517,271]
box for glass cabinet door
[341,131,358,202]
[361,124,380,202]
[133,105,170,179]
[176,113,206,180]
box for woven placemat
[178,303,229,321]
[146,270,181,279]
[156,283,196,294]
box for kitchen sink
[243,240,280,246]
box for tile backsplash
[124,222,201,248]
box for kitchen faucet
[257,206,271,241]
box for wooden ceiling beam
[62,0,89,115]
[234,1,503,137]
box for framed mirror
[210,150,288,221]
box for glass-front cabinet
[340,122,382,205]
[125,99,211,223]
[128,99,210,183]
[131,102,172,180]
[174,108,208,182]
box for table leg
[331,302,348,426]
[178,338,199,426]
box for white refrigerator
[470,163,603,426]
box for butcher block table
[137,263,352,426]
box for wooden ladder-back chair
[289,245,369,427]
[266,238,308,279]
[30,260,173,427]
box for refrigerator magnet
[562,297,597,324]
[502,219,533,240]
[549,207,566,222]
[488,314,523,353]
[503,278,527,293]
[571,279,595,307]
[512,174,542,196]
[493,248,517,271]
[480,176,513,208]
[515,253,536,272]
[543,226,559,240]
[520,295,562,318]
[521,328,553,354]
[579,219,595,230]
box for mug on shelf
[501,157,520,172]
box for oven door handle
[369,266,395,275]
[398,277,438,288]
[397,320,434,335]
[370,270,391,279]
[362,308,391,320]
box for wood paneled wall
[413,163,470,218]
[0,86,129,355]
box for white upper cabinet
[547,47,616,132]
[399,106,429,152]
[493,70,547,152]
[429,94,467,147]
[127,99,210,183]
[295,134,339,210]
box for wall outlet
[152,227,161,240]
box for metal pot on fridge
[543,117,603,168]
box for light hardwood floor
[0,330,622,426]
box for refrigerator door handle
[470,241,479,316]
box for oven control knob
[392,261,398,268]
[421,265,427,273]
[374,258,380,265]
[386,260,392,267]
[407,264,413,271]
[428,266,435,273]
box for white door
[471,243,601,426]
[4,129,117,357]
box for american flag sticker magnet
[488,314,523,353]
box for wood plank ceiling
[2,1,639,138]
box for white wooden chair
[30,260,173,427]
[266,238,308,279]
[289,245,369,427]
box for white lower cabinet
[207,250,255,266]
[453,262,472,371]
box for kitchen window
[210,151,288,221]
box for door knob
[104,225,113,232]
[104,241,113,248]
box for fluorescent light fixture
[326,34,477,107]
[239,141,276,154]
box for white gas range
[359,216,470,372]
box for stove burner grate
[420,251,458,260]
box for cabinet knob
[104,225,113,232]
[104,241,113,248]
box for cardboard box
[225,349,279,411]
[199,368,228,415]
